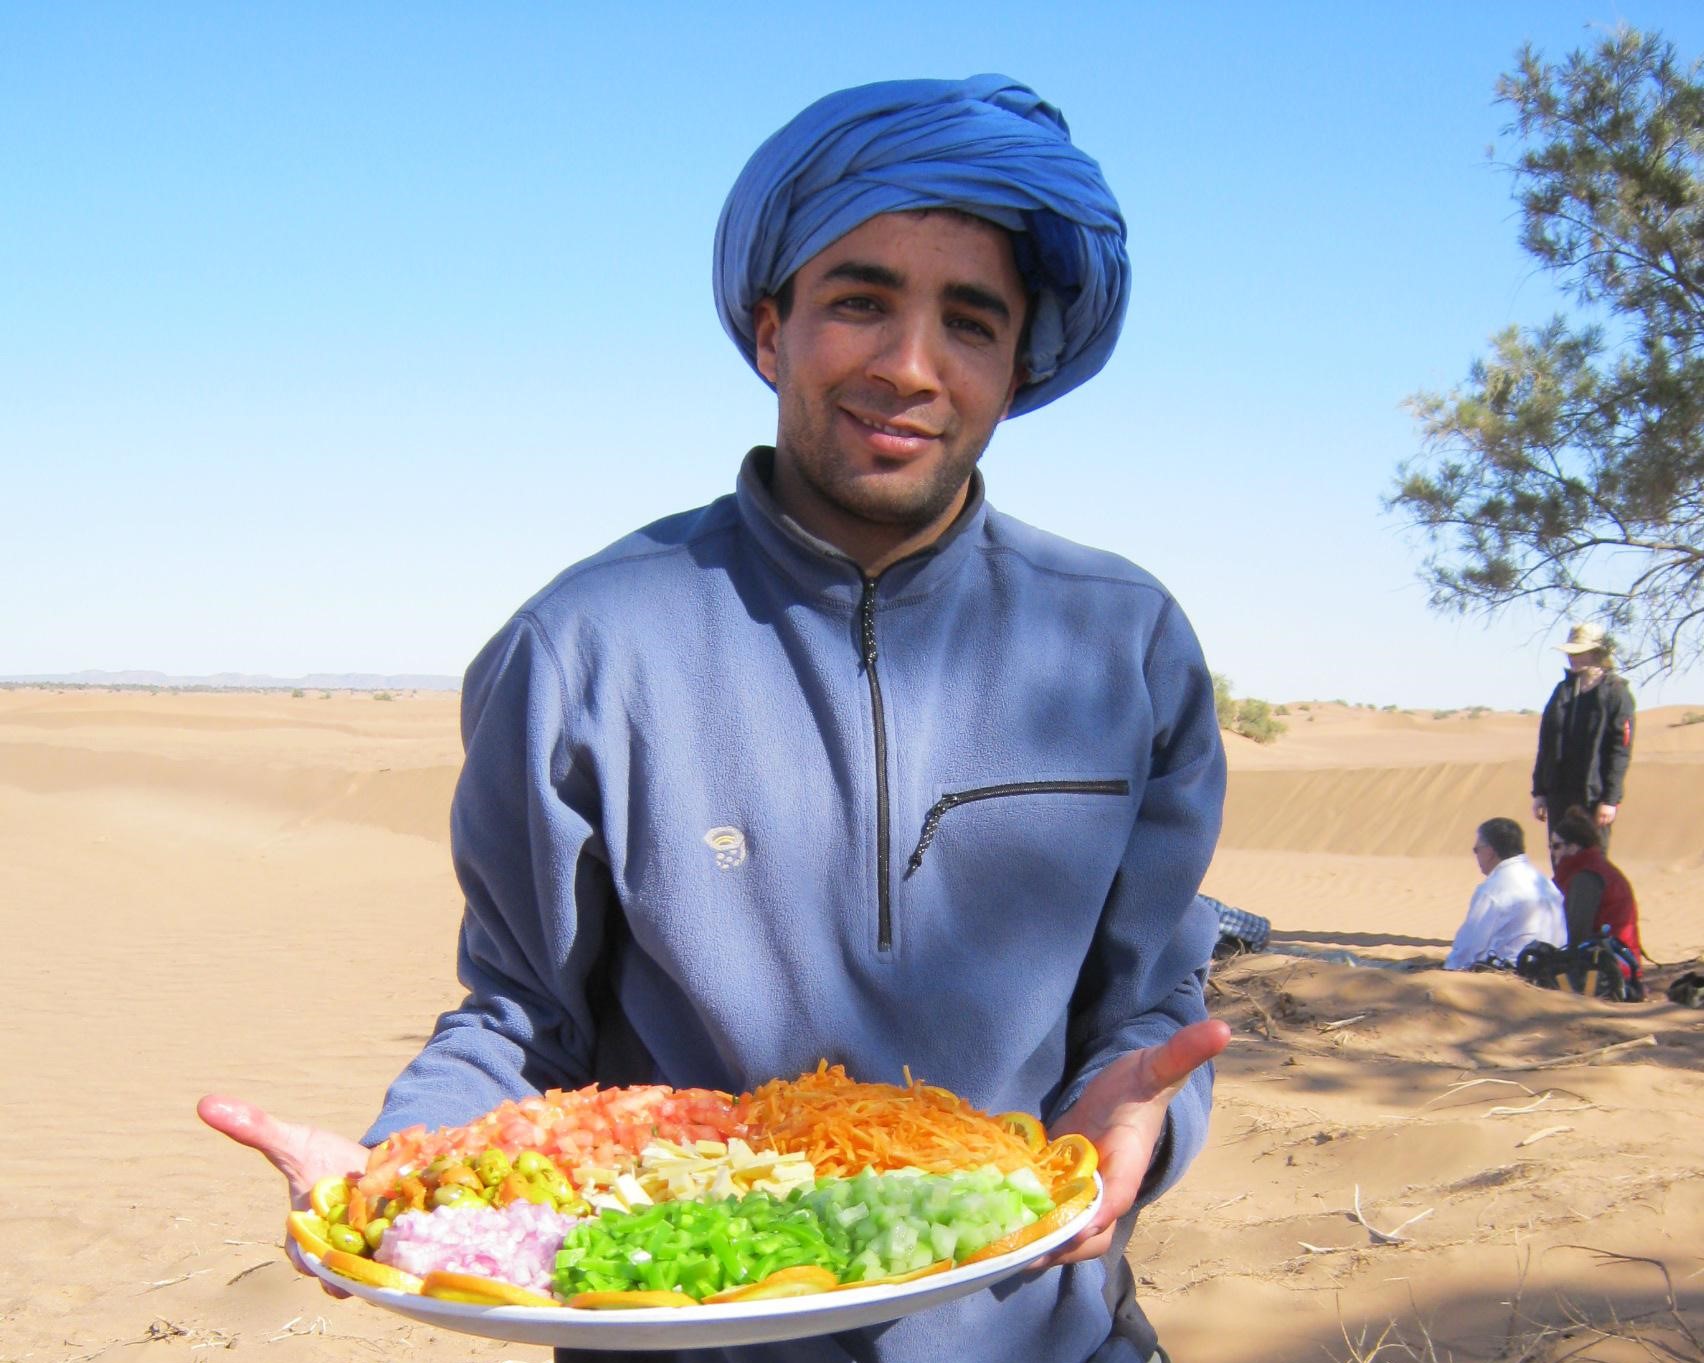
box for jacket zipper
[907,780,1132,873]
[859,577,895,952]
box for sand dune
[2,688,1699,1362]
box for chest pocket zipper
[906,780,1132,873]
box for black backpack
[1515,935,1644,1003]
[1667,971,1704,1008]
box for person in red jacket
[1548,807,1642,964]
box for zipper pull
[859,577,879,667]
[907,793,959,872]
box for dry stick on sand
[1320,1014,1369,1032]
[1423,1077,1598,1117]
[1555,1246,1704,1356]
[1515,1124,1574,1148]
[1351,1185,1433,1245]
[1300,1186,1436,1255]
[1207,976,1279,1039]
[1475,1034,1659,1073]
[1332,1256,1704,1363]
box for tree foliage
[1390,28,1704,672]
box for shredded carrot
[738,1061,1041,1178]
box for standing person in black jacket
[1532,623,1635,853]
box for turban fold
[713,75,1129,417]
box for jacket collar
[733,447,988,607]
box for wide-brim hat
[1556,622,1608,654]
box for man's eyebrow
[822,260,904,290]
[943,282,1012,323]
[820,260,1014,324]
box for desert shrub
[1211,674,1286,743]
[1232,697,1286,744]
[1274,703,1290,716]
[291,688,305,699]
[1680,710,1704,726]
[373,690,395,702]
[1211,672,1237,728]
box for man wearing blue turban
[203,75,1226,1363]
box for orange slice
[1038,1133,1099,1188]
[285,1210,333,1260]
[420,1271,561,1308]
[959,1176,1098,1265]
[320,1248,424,1293]
[993,1111,1048,1153]
[308,1175,351,1221]
[568,1290,697,1310]
[830,1258,953,1290]
[702,1265,838,1303]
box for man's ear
[753,298,781,385]
[999,365,1029,421]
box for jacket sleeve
[1444,880,1494,970]
[1599,682,1635,805]
[1532,685,1557,797]
[1048,597,1227,1209]
[362,613,611,1145]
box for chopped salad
[289,1063,1099,1309]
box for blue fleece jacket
[365,449,1226,1363]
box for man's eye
[832,295,880,313]
[950,316,996,341]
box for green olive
[513,1151,553,1178]
[362,1217,391,1251]
[436,1164,483,1192]
[326,1223,367,1255]
[533,1173,575,1204]
[475,1149,513,1187]
[509,1178,554,1206]
[431,1184,479,1209]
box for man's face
[1472,834,1499,877]
[752,211,1027,562]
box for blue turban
[714,75,1129,418]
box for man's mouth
[843,409,942,455]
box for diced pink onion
[375,1202,582,1296]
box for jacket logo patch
[703,826,747,870]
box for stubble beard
[780,396,992,535]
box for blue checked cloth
[1197,894,1270,953]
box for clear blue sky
[5,2,1702,709]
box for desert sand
[2,688,1700,1362]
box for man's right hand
[1532,798,1548,821]
[197,1094,370,1293]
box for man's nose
[867,315,943,397]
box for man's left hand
[1035,1018,1231,1267]
[1595,803,1618,827]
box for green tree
[1390,28,1704,672]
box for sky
[4,1,1703,711]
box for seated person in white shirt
[1444,817,1566,971]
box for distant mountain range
[1,669,461,692]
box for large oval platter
[303,1173,1100,1350]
